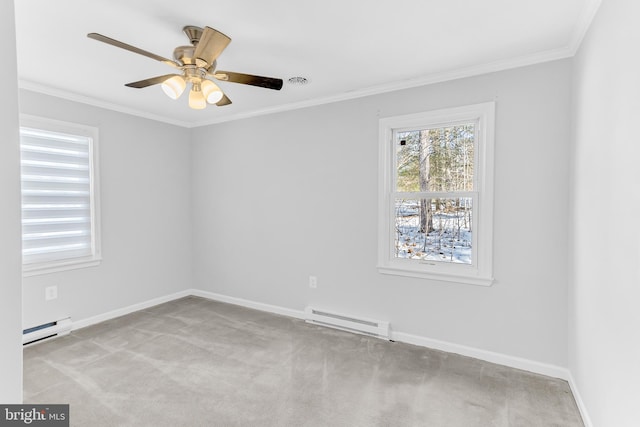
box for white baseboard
[391,331,570,380]
[71,289,191,331]
[189,289,305,320]
[191,290,569,381]
[568,372,593,427]
[69,288,570,383]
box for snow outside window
[20,116,101,276]
[378,103,495,286]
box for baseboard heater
[304,307,390,340]
[23,318,72,345]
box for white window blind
[20,119,100,274]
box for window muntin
[378,103,494,285]
[20,116,101,276]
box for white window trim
[20,115,102,277]
[377,102,495,286]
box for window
[20,116,101,276]
[378,102,495,285]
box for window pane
[395,198,472,264]
[396,124,474,192]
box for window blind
[20,127,95,266]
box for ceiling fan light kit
[188,83,206,110]
[161,75,186,99]
[87,25,283,110]
[201,80,224,104]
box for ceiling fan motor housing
[173,45,196,64]
[173,45,217,73]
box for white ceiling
[14,0,599,128]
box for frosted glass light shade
[201,80,224,104]
[188,87,206,110]
[161,76,186,99]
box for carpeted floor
[23,296,584,427]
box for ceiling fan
[87,25,283,110]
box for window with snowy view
[378,103,495,285]
[395,124,474,264]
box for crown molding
[193,44,576,127]
[18,80,192,128]
[568,0,602,56]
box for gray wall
[0,0,23,403]
[19,90,193,329]
[191,59,572,367]
[571,1,640,425]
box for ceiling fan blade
[214,71,283,90]
[125,74,179,88]
[193,27,231,66]
[87,33,180,68]
[216,94,232,106]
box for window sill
[377,265,494,287]
[23,257,101,277]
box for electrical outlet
[309,276,318,289]
[45,285,58,301]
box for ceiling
[14,0,599,128]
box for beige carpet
[23,296,583,426]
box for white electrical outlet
[309,276,318,289]
[45,285,58,301]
